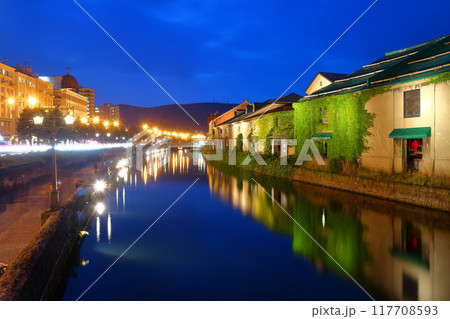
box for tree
[16,108,37,144]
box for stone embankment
[291,169,449,213]
[0,150,108,193]
[0,149,123,300]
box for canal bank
[0,150,114,194]
[203,151,450,212]
[0,149,123,300]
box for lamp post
[33,110,74,211]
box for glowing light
[96,216,100,242]
[28,97,37,105]
[64,115,75,125]
[93,179,107,193]
[7,98,14,104]
[113,121,119,127]
[143,124,148,130]
[116,158,128,169]
[104,121,110,127]
[93,117,100,124]
[107,213,112,242]
[322,209,326,228]
[81,117,88,124]
[79,230,89,237]
[107,133,111,137]
[33,115,44,125]
[95,202,106,215]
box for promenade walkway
[0,163,99,266]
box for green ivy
[426,71,450,84]
[253,110,294,140]
[236,133,243,152]
[293,87,388,163]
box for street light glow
[7,98,14,104]
[93,179,107,193]
[64,115,75,125]
[28,97,37,105]
[33,115,44,125]
[95,202,106,215]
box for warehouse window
[404,89,420,118]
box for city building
[53,88,88,118]
[296,35,450,176]
[41,68,88,118]
[0,62,54,139]
[79,87,96,118]
[98,103,120,122]
[208,99,251,149]
[208,94,301,155]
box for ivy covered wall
[253,110,294,140]
[293,88,388,163]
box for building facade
[98,103,120,122]
[53,88,88,118]
[208,94,301,155]
[296,35,450,176]
[0,62,54,138]
[79,87,96,118]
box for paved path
[0,164,99,266]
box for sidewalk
[0,163,100,266]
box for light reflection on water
[62,150,450,301]
[206,164,450,301]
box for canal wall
[206,158,450,212]
[0,150,109,194]
[0,149,123,300]
[290,169,450,212]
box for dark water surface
[62,151,450,301]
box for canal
[61,149,450,301]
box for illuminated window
[404,89,420,118]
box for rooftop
[302,35,450,101]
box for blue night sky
[1,0,449,108]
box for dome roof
[61,68,79,92]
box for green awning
[312,132,332,140]
[388,127,431,139]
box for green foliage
[253,110,294,140]
[328,157,344,173]
[264,127,274,155]
[426,71,450,84]
[16,107,131,144]
[246,128,253,141]
[236,133,243,152]
[16,108,37,144]
[208,149,296,178]
[293,87,387,165]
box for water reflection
[206,163,450,301]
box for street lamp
[33,111,74,210]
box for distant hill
[118,102,234,133]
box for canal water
[61,149,450,301]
